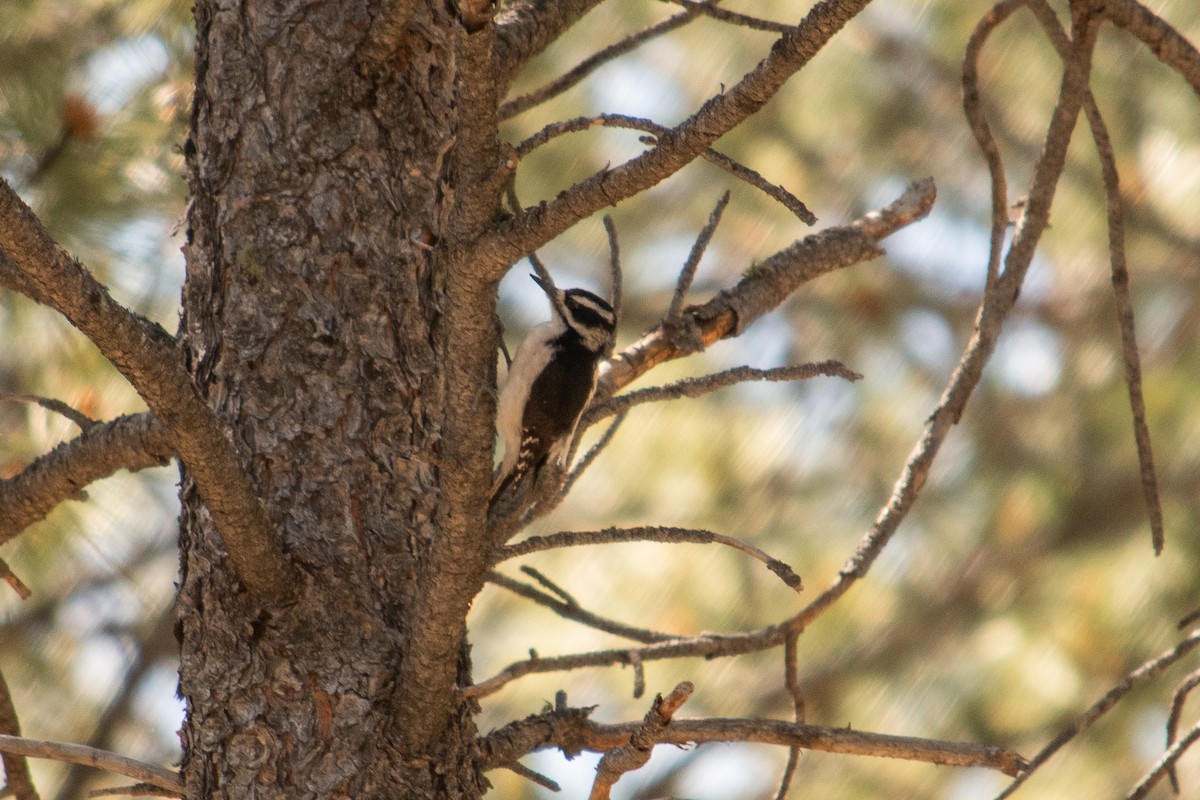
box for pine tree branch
[513,114,814,223]
[476,0,873,277]
[0,413,173,548]
[0,393,96,431]
[0,670,39,800]
[479,707,1028,778]
[0,735,181,797]
[0,180,292,603]
[595,178,932,400]
[493,0,610,88]
[993,627,1200,799]
[588,682,693,800]
[499,3,716,120]
[1099,0,1200,98]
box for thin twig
[665,191,730,333]
[773,632,804,800]
[496,526,801,590]
[1165,668,1200,794]
[1123,719,1200,800]
[603,215,622,351]
[520,565,578,606]
[0,558,32,600]
[499,2,717,120]
[993,628,1200,799]
[661,0,793,34]
[515,114,815,223]
[588,682,694,800]
[962,0,1023,292]
[488,571,677,644]
[1023,0,1165,554]
[0,393,96,431]
[0,735,181,796]
[558,412,627,501]
[588,361,861,425]
[504,761,561,792]
[0,670,39,800]
[88,784,180,798]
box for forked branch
[0,181,291,603]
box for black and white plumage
[490,275,616,505]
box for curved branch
[489,570,676,643]
[1100,0,1200,99]
[496,526,801,590]
[0,670,39,800]
[0,393,96,431]
[493,0,609,88]
[514,114,815,223]
[0,413,173,547]
[476,0,872,276]
[0,734,181,796]
[0,180,292,602]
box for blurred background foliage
[1,0,1197,798]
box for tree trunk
[176,2,497,796]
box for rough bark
[177,2,498,797]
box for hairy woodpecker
[490,274,616,506]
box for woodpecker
[490,274,616,506]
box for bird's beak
[529,273,558,298]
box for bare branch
[589,682,694,800]
[0,180,292,603]
[557,411,627,501]
[0,413,172,548]
[661,0,794,33]
[603,216,622,345]
[665,191,730,330]
[962,0,1023,291]
[994,628,1200,799]
[1024,0,1166,554]
[595,178,932,399]
[0,735,181,796]
[0,558,32,600]
[1124,720,1200,800]
[88,783,180,798]
[0,393,96,431]
[788,3,1101,641]
[496,526,801,590]
[514,114,815,223]
[773,632,804,800]
[1100,0,1200,99]
[490,569,675,644]
[504,762,561,793]
[500,3,716,120]
[1166,668,1200,793]
[480,707,1027,778]
[0,670,39,800]
[493,0,609,87]
[477,0,872,276]
[589,361,861,426]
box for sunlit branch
[479,708,1028,778]
[993,628,1200,799]
[499,3,716,120]
[514,114,814,223]
[588,682,693,800]
[0,735,181,797]
[488,570,677,644]
[0,413,173,548]
[0,393,96,431]
[496,526,801,590]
